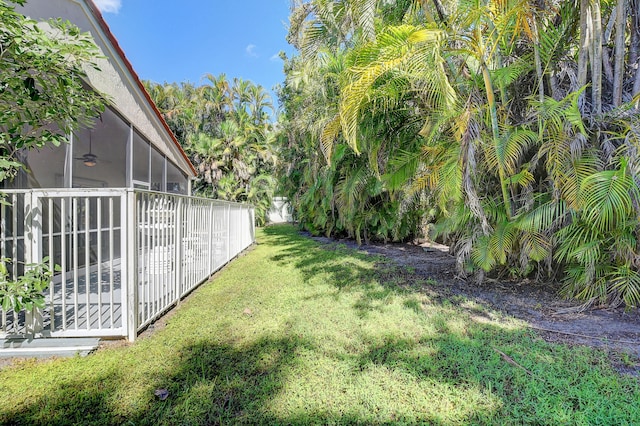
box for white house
[10,0,195,193]
[0,0,255,347]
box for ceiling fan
[75,132,98,167]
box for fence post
[125,190,138,342]
[238,205,243,251]
[251,207,256,244]
[241,205,246,249]
[226,204,231,263]
[207,201,213,275]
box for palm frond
[353,0,377,42]
[561,263,609,301]
[508,169,534,188]
[335,164,372,218]
[490,57,532,89]
[501,129,538,174]
[320,114,342,162]
[579,160,640,232]
[554,220,602,265]
[609,265,640,308]
[488,220,518,265]
[520,231,551,262]
[471,235,496,271]
[515,199,567,233]
[340,24,447,152]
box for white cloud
[270,53,282,62]
[245,44,258,58]
[94,0,122,14]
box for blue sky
[94,0,294,108]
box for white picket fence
[0,189,255,341]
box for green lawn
[1,224,638,425]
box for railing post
[125,189,138,342]
[175,197,183,301]
[24,191,44,336]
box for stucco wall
[16,0,194,178]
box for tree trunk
[612,0,627,106]
[630,0,639,72]
[602,46,614,85]
[550,73,560,100]
[591,0,603,114]
[430,0,447,23]
[532,16,544,104]
[634,69,640,109]
[630,0,640,107]
[604,6,616,42]
[578,0,591,107]
[602,7,616,86]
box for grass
[0,224,638,425]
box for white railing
[0,189,255,341]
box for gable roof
[83,0,196,176]
[19,0,196,177]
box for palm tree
[279,0,640,306]
[147,75,279,224]
[197,73,232,132]
[247,84,274,124]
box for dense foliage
[145,76,278,225]
[277,0,640,307]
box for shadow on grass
[0,334,502,424]
[5,329,636,425]
[2,336,313,425]
[131,336,314,425]
[2,225,638,424]
[264,225,443,318]
[1,367,130,425]
[257,225,640,424]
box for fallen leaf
[154,388,169,400]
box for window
[150,147,165,192]
[72,108,127,188]
[4,143,66,189]
[132,130,150,187]
[167,160,188,194]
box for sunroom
[0,0,255,345]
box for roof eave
[83,0,197,177]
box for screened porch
[0,188,255,341]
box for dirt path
[311,235,640,376]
